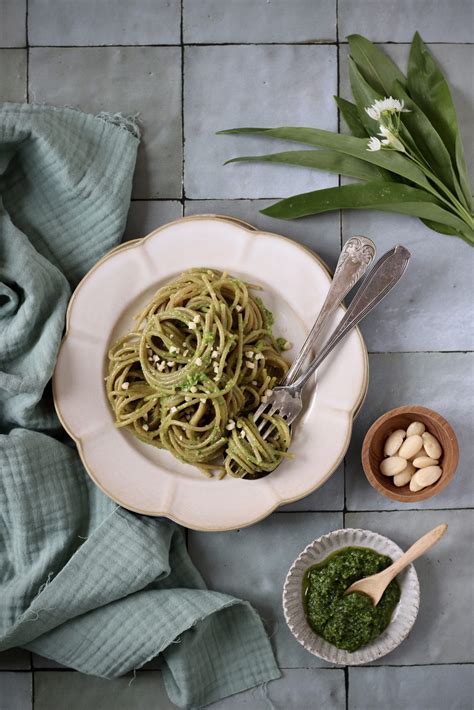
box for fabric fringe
[95,111,141,139]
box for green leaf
[225,149,382,181]
[408,33,459,158]
[421,218,474,245]
[347,34,406,95]
[392,79,466,205]
[260,181,470,236]
[334,96,368,138]
[219,126,432,190]
[348,58,382,134]
[421,219,459,236]
[455,133,473,211]
[408,33,473,210]
[348,59,419,158]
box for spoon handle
[284,236,376,383]
[292,245,411,391]
[382,524,448,584]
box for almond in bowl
[362,406,459,503]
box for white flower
[378,125,405,152]
[365,97,409,121]
[367,136,382,152]
[366,106,381,121]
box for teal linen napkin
[0,103,280,708]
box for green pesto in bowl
[303,546,401,652]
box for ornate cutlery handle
[285,236,376,384]
[293,245,411,390]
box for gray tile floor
[1,1,473,708]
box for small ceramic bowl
[282,528,420,665]
[362,405,459,503]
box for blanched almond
[413,456,439,469]
[422,432,442,460]
[406,421,426,436]
[384,429,406,456]
[380,456,407,476]
[409,476,424,492]
[411,465,442,489]
[398,435,423,459]
[393,462,415,487]
[410,446,428,460]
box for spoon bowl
[345,523,448,605]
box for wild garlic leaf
[260,181,470,236]
[349,58,419,156]
[421,219,459,237]
[455,133,473,211]
[220,126,431,190]
[391,79,467,207]
[348,58,382,134]
[408,33,472,211]
[407,33,461,160]
[225,149,382,182]
[334,97,368,138]
[347,34,406,95]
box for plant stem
[400,144,474,228]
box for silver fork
[284,235,376,385]
[253,245,411,442]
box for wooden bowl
[362,405,459,503]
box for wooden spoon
[345,524,448,606]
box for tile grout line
[2,660,471,673]
[27,0,32,698]
[336,1,350,704]
[274,507,474,513]
[180,0,185,213]
[22,42,474,48]
[25,0,29,101]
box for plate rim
[53,215,369,530]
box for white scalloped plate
[53,216,368,531]
[283,528,420,665]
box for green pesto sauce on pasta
[106,268,292,478]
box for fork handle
[292,245,411,390]
[284,236,376,384]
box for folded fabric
[0,103,280,708]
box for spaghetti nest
[106,268,292,478]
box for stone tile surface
[342,212,474,352]
[184,199,342,270]
[28,0,181,46]
[281,464,344,512]
[0,49,27,102]
[184,45,338,198]
[31,655,66,670]
[339,0,474,43]
[349,665,473,710]
[124,201,183,241]
[210,669,345,709]
[29,47,182,199]
[0,672,32,710]
[339,43,474,183]
[183,0,336,43]
[0,0,26,47]
[34,671,177,710]
[0,649,30,670]
[2,3,473,709]
[346,353,474,510]
[189,512,343,668]
[346,510,473,665]
[33,651,163,671]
